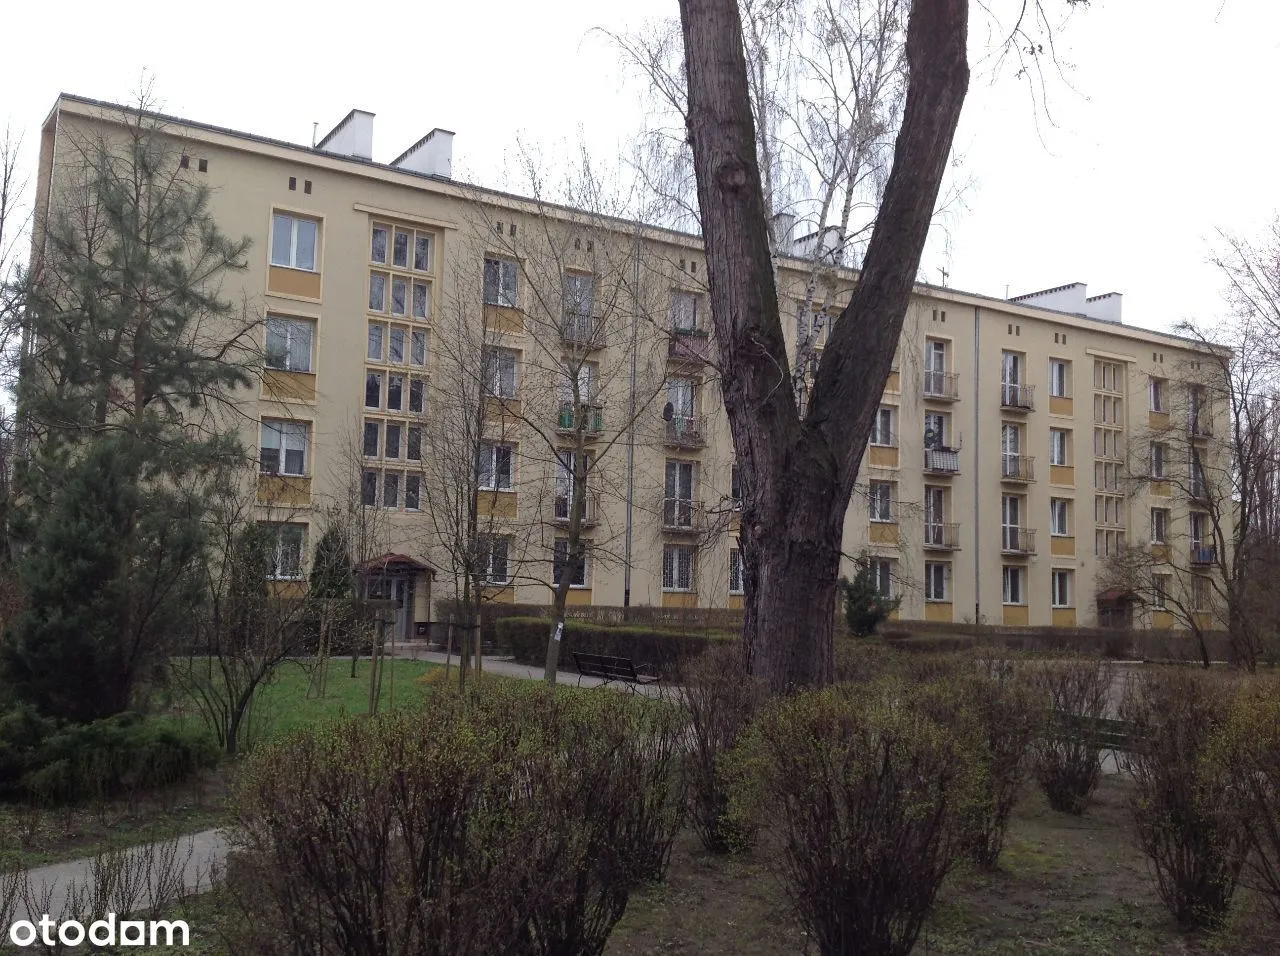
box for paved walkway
[392,647,671,697]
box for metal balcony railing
[664,415,706,448]
[923,370,960,400]
[1001,527,1037,554]
[561,312,602,349]
[668,329,711,363]
[923,522,961,550]
[1000,454,1035,482]
[556,401,604,437]
[1000,382,1035,411]
[924,446,961,474]
[554,492,600,527]
[1190,546,1217,566]
[1189,416,1213,439]
[661,497,705,532]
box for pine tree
[839,555,901,638]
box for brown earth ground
[606,773,1280,955]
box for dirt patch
[608,774,1280,954]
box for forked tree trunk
[678,0,969,690]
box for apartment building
[31,95,1230,638]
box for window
[391,276,408,316]
[387,374,404,412]
[924,411,948,448]
[369,272,387,312]
[365,372,383,409]
[730,464,742,509]
[412,282,430,320]
[729,547,744,594]
[371,224,389,264]
[564,272,595,322]
[664,460,696,527]
[1094,360,1123,392]
[478,536,510,585]
[553,538,588,588]
[1002,566,1025,605]
[260,420,308,476]
[385,423,402,460]
[662,543,696,591]
[555,450,590,519]
[1151,442,1167,479]
[479,442,514,491]
[1001,423,1021,475]
[1191,456,1207,497]
[1000,351,1023,404]
[483,348,518,398]
[414,235,432,272]
[1152,573,1171,609]
[1050,498,1069,536]
[1049,428,1069,466]
[1151,508,1169,544]
[271,213,318,271]
[367,322,386,361]
[671,291,700,332]
[924,486,946,545]
[265,316,314,372]
[409,379,425,414]
[1049,359,1070,398]
[362,469,378,507]
[411,329,427,366]
[1149,377,1166,412]
[666,376,696,420]
[1190,512,1207,548]
[1001,495,1023,550]
[1191,576,1210,611]
[483,257,518,307]
[262,523,305,580]
[407,426,422,461]
[1051,569,1072,608]
[405,475,421,511]
[924,562,948,601]
[382,471,400,508]
[870,406,895,446]
[389,327,405,363]
[869,558,893,599]
[363,421,380,458]
[393,229,411,269]
[868,481,894,522]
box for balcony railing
[554,492,600,527]
[923,370,961,401]
[1190,545,1217,566]
[561,312,602,349]
[1001,527,1037,555]
[661,497,705,532]
[664,415,706,448]
[1000,454,1035,482]
[1189,416,1213,439]
[556,401,604,437]
[1000,382,1035,411]
[668,329,712,363]
[923,522,961,550]
[924,447,961,474]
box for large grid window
[370,223,434,319]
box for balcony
[661,497,705,533]
[556,401,604,439]
[1000,382,1035,411]
[554,491,601,528]
[923,522,961,551]
[1189,416,1213,440]
[1000,454,1035,482]
[924,446,961,475]
[668,328,712,364]
[561,312,603,350]
[1190,545,1217,566]
[1189,479,1209,501]
[664,415,706,449]
[1001,527,1037,555]
[923,370,961,401]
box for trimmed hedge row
[497,617,734,680]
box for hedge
[497,617,735,680]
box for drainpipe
[973,306,982,623]
[623,224,639,616]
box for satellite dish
[662,402,675,422]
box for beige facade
[33,95,1229,632]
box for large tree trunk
[678,0,969,691]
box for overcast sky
[3,0,1278,336]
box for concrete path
[5,828,228,925]
[391,647,672,698]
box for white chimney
[392,128,455,179]
[769,212,796,253]
[1009,282,1088,314]
[1084,292,1123,323]
[316,109,375,160]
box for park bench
[572,651,661,692]
[1049,711,1142,753]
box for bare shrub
[682,643,765,853]
[729,679,981,956]
[1027,659,1114,815]
[1209,682,1280,922]
[1120,669,1249,930]
[231,680,684,955]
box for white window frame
[371,223,389,264]
[271,213,318,271]
[868,481,894,522]
[260,419,309,476]
[1050,498,1069,537]
[671,291,701,332]
[1150,377,1166,413]
[553,538,589,588]
[1002,565,1025,605]
[363,420,381,459]
[1151,442,1167,479]
[1051,569,1072,608]
[870,406,896,447]
[1049,428,1069,466]
[265,315,314,373]
[924,562,948,602]
[479,535,511,585]
[404,473,421,512]
[924,411,947,449]
[662,543,696,592]
[263,522,306,580]
[1151,507,1168,544]
[368,322,386,362]
[484,257,519,308]
[729,547,744,594]
[483,348,519,398]
[1152,573,1171,609]
[479,442,515,491]
[1049,359,1070,398]
[869,558,894,599]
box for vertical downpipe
[973,306,982,623]
[623,225,640,615]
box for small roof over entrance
[355,553,437,576]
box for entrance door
[394,578,415,642]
